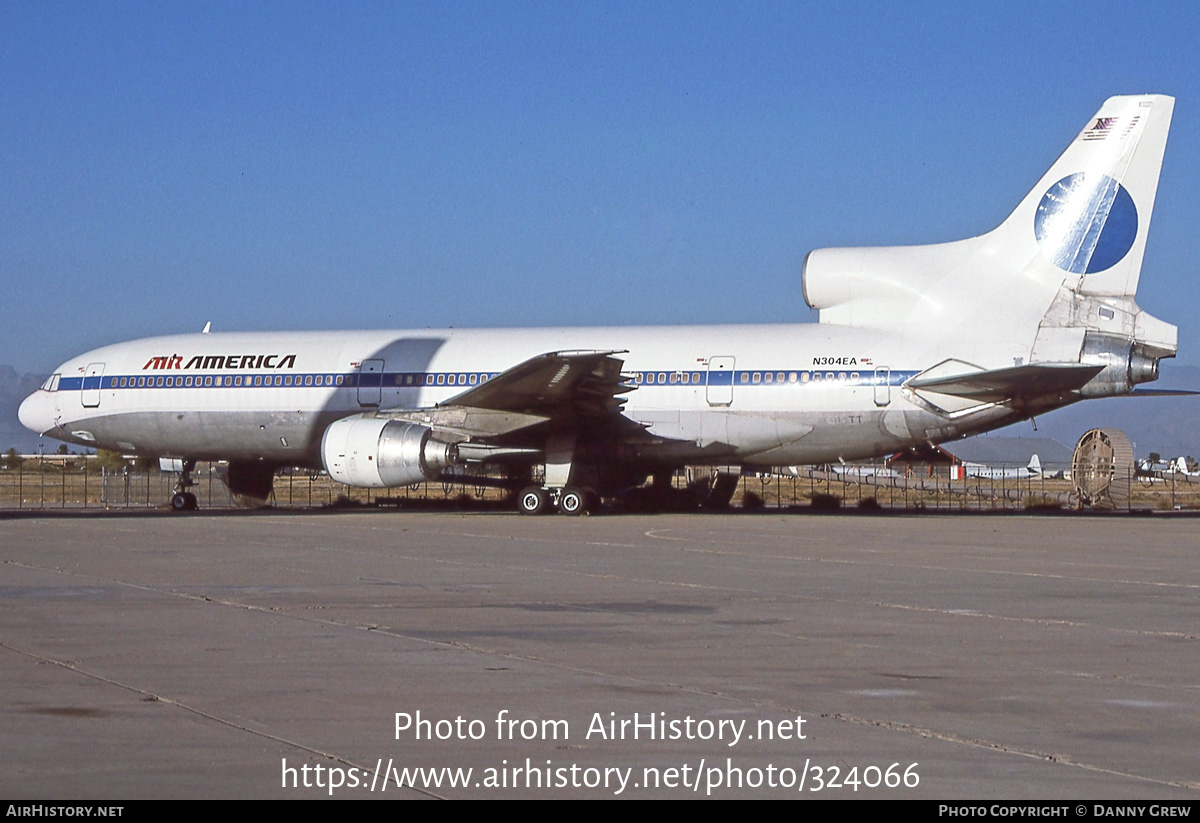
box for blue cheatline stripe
[49,368,917,393]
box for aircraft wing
[383,350,640,441]
[907,362,1104,403]
[442,349,630,417]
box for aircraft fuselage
[19,324,1016,469]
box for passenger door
[357,359,384,407]
[706,356,735,406]
[82,363,105,408]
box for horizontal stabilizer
[908,362,1104,403]
[1125,388,1200,397]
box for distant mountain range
[3,362,1199,460]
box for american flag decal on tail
[1082,116,1117,141]
[1081,114,1140,141]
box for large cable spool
[1071,429,1135,509]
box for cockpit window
[40,374,60,392]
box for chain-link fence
[0,457,511,511]
[0,457,230,510]
[1,457,1192,512]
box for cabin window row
[632,372,706,385]
[99,370,877,390]
[101,373,503,389]
[628,371,864,385]
[112,374,351,388]
[420,373,498,386]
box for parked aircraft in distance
[825,464,901,479]
[1137,458,1173,476]
[1169,457,1200,478]
[963,454,1042,480]
[835,467,902,479]
[1139,456,1200,480]
[19,95,1183,514]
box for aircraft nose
[18,391,52,435]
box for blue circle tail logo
[1033,173,1137,274]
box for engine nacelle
[1078,332,1160,397]
[321,416,459,488]
[800,242,969,327]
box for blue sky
[3,1,1199,374]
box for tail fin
[1017,95,1172,299]
[802,95,1177,374]
[1028,454,1042,475]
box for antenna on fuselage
[202,322,211,334]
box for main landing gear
[516,433,600,515]
[170,459,199,511]
[517,485,599,516]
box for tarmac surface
[2,508,1198,799]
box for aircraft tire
[171,492,190,512]
[557,487,591,516]
[518,485,551,516]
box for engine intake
[321,416,460,487]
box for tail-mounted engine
[321,415,460,487]
[1078,332,1160,397]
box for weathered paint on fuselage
[19,323,1028,468]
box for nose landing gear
[170,459,199,511]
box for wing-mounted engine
[321,415,460,488]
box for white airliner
[1169,457,1200,478]
[1140,456,1200,480]
[962,454,1042,480]
[19,95,1182,514]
